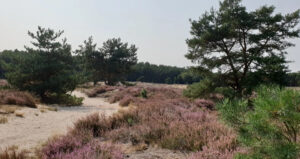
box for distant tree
[126,62,201,84]
[186,0,300,95]
[5,26,78,99]
[286,72,300,86]
[99,38,138,85]
[75,36,102,85]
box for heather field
[34,84,244,159]
[0,83,244,159]
[1,0,300,158]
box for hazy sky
[0,0,300,71]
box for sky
[0,0,300,71]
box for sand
[0,90,120,151]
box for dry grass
[0,146,29,159]
[0,79,9,87]
[85,85,118,97]
[15,112,24,118]
[0,90,37,108]
[0,116,8,124]
[39,106,58,112]
[0,105,20,114]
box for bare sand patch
[0,90,120,151]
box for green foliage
[4,26,79,100]
[100,38,138,85]
[218,85,300,159]
[215,87,236,99]
[186,0,300,95]
[77,37,137,85]
[140,88,147,98]
[44,93,83,106]
[0,50,26,79]
[183,79,215,98]
[286,72,300,86]
[126,62,202,84]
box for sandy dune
[0,90,120,151]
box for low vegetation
[43,93,83,106]
[0,90,36,108]
[218,85,300,158]
[0,146,29,159]
[39,86,243,158]
[0,116,8,124]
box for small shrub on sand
[15,112,24,118]
[0,105,18,114]
[119,96,132,106]
[0,90,36,108]
[0,146,29,159]
[39,134,124,159]
[0,116,8,124]
[44,93,83,106]
[86,86,117,97]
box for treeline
[286,72,300,86]
[0,27,138,103]
[126,62,202,84]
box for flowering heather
[40,135,123,159]
[86,85,118,97]
[42,86,241,158]
[119,96,133,106]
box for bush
[218,85,300,159]
[0,90,36,108]
[140,88,147,98]
[44,93,83,106]
[0,146,29,159]
[183,79,215,98]
[40,135,123,159]
[215,87,236,99]
[119,96,132,106]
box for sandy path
[0,90,120,151]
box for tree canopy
[5,26,78,99]
[186,0,300,95]
[76,37,138,85]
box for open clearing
[0,90,121,151]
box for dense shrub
[218,85,300,159]
[119,96,132,106]
[140,88,147,98]
[44,93,83,106]
[0,90,36,108]
[40,135,123,159]
[183,79,215,99]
